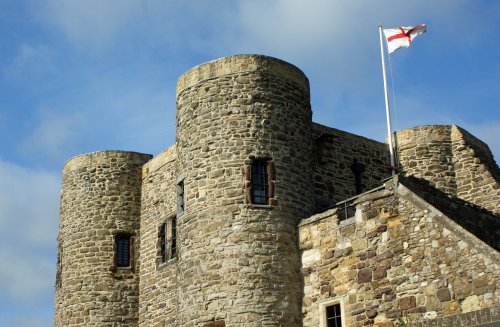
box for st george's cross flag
[383,24,426,54]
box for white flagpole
[378,25,396,176]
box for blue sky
[1,1,499,326]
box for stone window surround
[251,159,269,205]
[318,296,346,327]
[157,214,178,268]
[112,231,135,272]
[244,156,277,207]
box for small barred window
[325,303,342,327]
[320,298,345,327]
[158,218,177,265]
[116,234,131,268]
[252,160,268,205]
[244,158,276,206]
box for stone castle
[54,55,500,327]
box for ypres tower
[55,55,500,327]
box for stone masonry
[55,54,500,327]
[55,151,152,326]
[395,125,500,214]
[299,177,499,327]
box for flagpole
[378,25,396,176]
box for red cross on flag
[383,24,427,54]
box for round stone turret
[395,125,500,213]
[175,54,314,326]
[55,151,151,327]
[395,125,456,195]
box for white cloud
[0,159,59,248]
[36,0,234,55]
[0,249,55,303]
[40,0,140,53]
[21,108,84,161]
[4,44,57,83]
[0,315,53,327]
[229,0,498,103]
[0,159,58,307]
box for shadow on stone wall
[400,175,500,251]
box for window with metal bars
[244,158,276,206]
[252,160,268,205]
[325,303,342,327]
[158,219,177,265]
[116,234,131,267]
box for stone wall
[395,125,500,214]
[174,54,313,326]
[54,54,500,327]
[399,175,500,251]
[299,178,499,327]
[312,123,391,209]
[395,125,456,196]
[55,151,152,327]
[451,125,500,214]
[139,145,179,326]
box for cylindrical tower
[175,55,314,326]
[395,125,456,195]
[55,151,151,327]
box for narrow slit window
[326,303,342,327]
[170,218,177,258]
[177,179,185,215]
[159,223,167,263]
[55,247,62,288]
[252,160,268,205]
[116,234,131,267]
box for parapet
[176,54,309,96]
[63,150,152,174]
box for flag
[383,24,426,54]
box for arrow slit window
[177,178,185,215]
